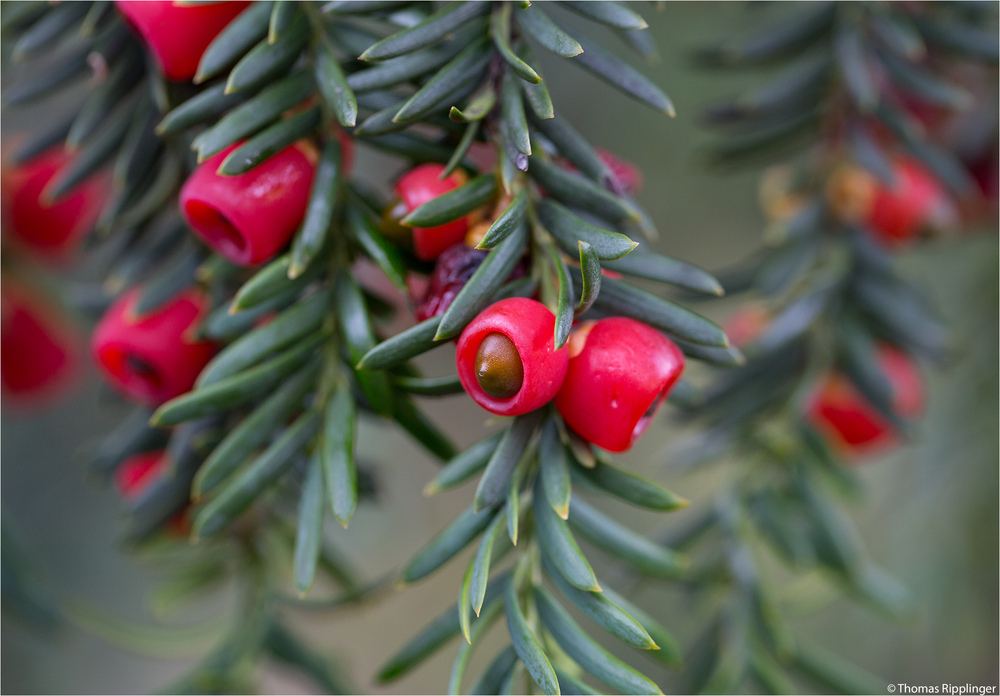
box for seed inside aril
[475,332,523,399]
[379,198,414,250]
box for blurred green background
[2,3,997,694]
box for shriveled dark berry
[415,244,488,321]
[415,243,528,322]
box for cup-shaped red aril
[1,279,80,407]
[115,450,168,500]
[394,163,469,261]
[555,317,685,453]
[180,142,316,266]
[456,298,569,416]
[115,1,250,82]
[92,288,217,406]
[1,146,109,264]
[806,345,924,456]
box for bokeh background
[3,3,998,694]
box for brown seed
[475,332,523,399]
[379,198,414,250]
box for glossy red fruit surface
[867,157,950,247]
[180,142,316,266]
[1,280,80,408]
[92,288,217,406]
[395,164,469,261]
[456,298,569,416]
[116,1,250,82]
[115,450,168,500]
[806,345,924,455]
[1,147,109,264]
[555,318,685,453]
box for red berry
[806,345,924,456]
[115,1,250,82]
[114,449,192,537]
[383,164,470,261]
[722,304,770,349]
[180,142,316,266]
[91,288,217,406]
[1,279,80,408]
[555,318,685,453]
[1,146,109,264]
[456,298,569,416]
[867,157,951,247]
[115,450,168,500]
[559,148,643,198]
[596,148,643,197]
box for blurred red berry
[116,0,250,82]
[596,148,643,197]
[560,148,643,198]
[723,304,770,349]
[381,164,470,261]
[114,449,192,537]
[1,279,80,408]
[180,142,316,266]
[866,157,954,247]
[1,146,109,264]
[806,345,924,456]
[456,298,569,416]
[114,450,168,500]
[827,157,955,248]
[92,288,217,406]
[555,318,684,453]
